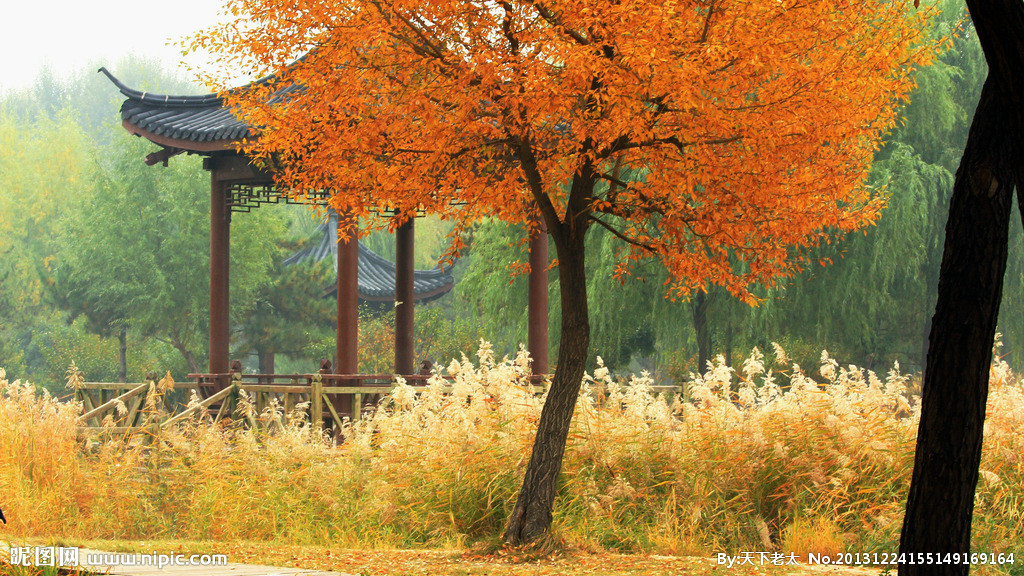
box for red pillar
[528,229,549,376]
[395,217,415,376]
[209,175,231,386]
[336,210,359,414]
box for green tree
[455,220,538,355]
[737,1,986,372]
[234,247,335,375]
[55,131,282,374]
[0,109,92,380]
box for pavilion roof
[285,211,455,304]
[100,67,297,151]
[101,68,455,305]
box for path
[3,542,351,576]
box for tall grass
[0,344,1021,559]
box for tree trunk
[898,77,1018,575]
[503,215,590,546]
[918,313,932,374]
[117,326,128,383]
[171,338,201,375]
[899,0,1024,570]
[258,350,275,385]
[723,323,733,368]
[692,290,711,374]
[919,186,945,372]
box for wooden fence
[75,370,680,438]
[75,371,539,438]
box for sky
[0,0,235,94]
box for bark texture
[899,77,1015,575]
[899,2,1024,572]
[503,149,594,546]
[503,215,590,546]
[117,327,128,384]
[692,290,711,373]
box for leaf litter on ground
[40,540,885,576]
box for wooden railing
[188,371,551,431]
[75,371,546,437]
[75,372,195,437]
[75,368,680,438]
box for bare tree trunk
[171,339,201,375]
[258,350,275,385]
[117,326,128,383]
[899,76,1018,575]
[899,0,1024,570]
[723,323,733,368]
[692,290,711,373]
[503,217,590,546]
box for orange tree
[193,0,935,545]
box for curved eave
[104,67,264,154]
[336,279,455,304]
[122,119,239,153]
[285,213,457,304]
[100,67,225,107]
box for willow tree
[195,0,935,545]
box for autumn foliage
[192,0,937,544]
[195,0,933,295]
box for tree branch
[394,138,513,157]
[699,0,717,44]
[605,155,624,205]
[598,134,741,159]
[523,0,590,45]
[598,169,628,193]
[588,214,657,252]
[369,0,449,63]
[499,1,520,55]
[514,135,563,232]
